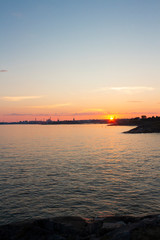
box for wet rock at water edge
[0,214,160,240]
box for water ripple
[0,125,160,224]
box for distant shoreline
[0,119,108,125]
[1,117,160,133]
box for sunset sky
[1,0,160,121]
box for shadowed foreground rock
[124,122,160,133]
[0,215,160,240]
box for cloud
[0,70,8,72]
[127,101,143,103]
[54,111,160,117]
[1,96,43,102]
[110,87,154,91]
[6,113,54,117]
[70,112,104,116]
[92,86,154,94]
[30,103,71,109]
[6,110,105,117]
[84,108,104,112]
[53,111,106,117]
[7,113,33,116]
[117,111,160,115]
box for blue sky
[0,0,160,121]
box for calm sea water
[0,124,160,225]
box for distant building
[141,115,147,119]
[46,118,52,123]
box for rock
[102,221,126,230]
[109,230,130,240]
[124,123,160,134]
[52,216,89,236]
[98,221,126,237]
[130,223,160,240]
[102,215,138,224]
[88,220,103,235]
[0,215,160,240]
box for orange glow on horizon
[106,115,117,121]
[2,111,160,123]
[109,116,114,121]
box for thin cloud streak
[84,108,104,112]
[116,111,160,115]
[69,111,105,116]
[127,101,143,103]
[93,86,154,93]
[6,111,106,117]
[6,113,50,117]
[6,111,160,119]
[7,113,33,116]
[30,103,71,109]
[1,96,43,102]
[110,87,154,91]
[0,70,8,72]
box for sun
[109,116,114,121]
[107,115,116,121]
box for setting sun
[107,115,116,121]
[109,116,114,120]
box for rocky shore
[0,214,160,240]
[109,117,160,134]
[124,124,160,133]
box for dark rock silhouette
[0,214,160,240]
[109,116,160,133]
[124,122,160,134]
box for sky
[1,0,160,121]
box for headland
[109,116,160,134]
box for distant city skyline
[1,0,160,122]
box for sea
[0,124,160,225]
